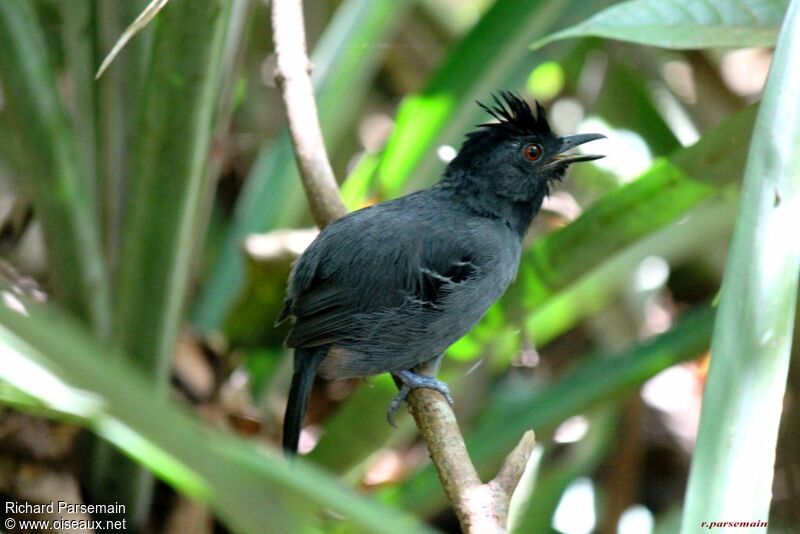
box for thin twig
[270,1,534,529]
[270,0,346,228]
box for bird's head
[443,91,604,203]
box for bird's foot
[387,370,454,427]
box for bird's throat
[448,185,544,238]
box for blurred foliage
[0,0,797,533]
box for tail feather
[283,347,326,454]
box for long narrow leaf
[117,0,230,392]
[681,0,800,529]
[59,0,98,199]
[96,0,153,274]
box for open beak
[550,133,606,165]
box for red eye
[524,143,543,161]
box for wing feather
[281,199,480,349]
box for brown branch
[270,1,535,530]
[270,0,346,227]
[408,387,535,533]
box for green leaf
[96,0,154,271]
[117,0,230,384]
[0,300,432,534]
[59,0,98,199]
[533,0,789,50]
[681,0,800,529]
[0,1,111,334]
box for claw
[386,370,454,426]
[387,384,410,427]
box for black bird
[277,91,604,454]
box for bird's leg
[387,368,453,427]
